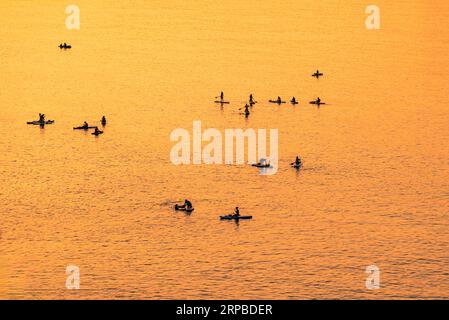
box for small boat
[220,215,253,220]
[312,72,323,78]
[92,130,103,136]
[291,100,299,105]
[73,126,96,130]
[59,44,72,49]
[309,101,325,105]
[185,207,194,213]
[215,100,230,104]
[27,120,55,125]
[269,100,286,104]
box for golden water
[0,0,448,299]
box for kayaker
[233,207,240,218]
[39,113,44,122]
[291,97,297,104]
[316,97,321,104]
[184,199,192,209]
[295,156,301,166]
[94,127,101,135]
[101,116,107,124]
[83,121,89,129]
[277,96,282,104]
[220,92,224,101]
[244,104,250,116]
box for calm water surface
[0,0,448,299]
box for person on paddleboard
[101,116,106,124]
[250,94,254,104]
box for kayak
[309,101,326,105]
[73,126,96,130]
[220,215,253,220]
[269,100,286,104]
[291,101,299,105]
[215,100,230,104]
[27,120,55,125]
[92,131,103,136]
[312,73,323,78]
[252,163,270,168]
[185,208,194,213]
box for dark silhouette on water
[92,127,103,136]
[249,94,256,106]
[73,121,96,130]
[269,97,285,104]
[59,43,72,49]
[175,199,194,213]
[220,207,253,220]
[291,156,302,169]
[214,91,229,104]
[244,104,250,117]
[101,116,107,126]
[312,70,323,78]
[27,114,54,125]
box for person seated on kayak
[295,156,301,166]
[39,113,45,122]
[83,121,89,128]
[233,207,240,218]
[220,92,224,101]
[184,199,192,209]
[277,96,281,104]
[291,97,297,104]
[94,127,101,134]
